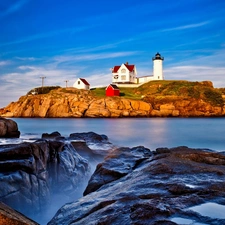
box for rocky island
[0,80,225,118]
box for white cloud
[15,57,37,61]
[0,60,11,66]
[0,64,81,107]
[161,21,211,32]
[53,51,139,64]
[164,65,225,87]
[87,73,111,88]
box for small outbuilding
[105,84,120,97]
[73,78,90,90]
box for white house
[73,78,90,90]
[111,62,137,84]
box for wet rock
[83,146,152,195]
[69,131,115,156]
[69,131,109,143]
[0,118,20,138]
[42,131,61,139]
[48,146,225,225]
[0,139,89,219]
[71,141,103,161]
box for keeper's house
[111,62,137,84]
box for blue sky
[0,0,225,107]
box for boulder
[83,146,152,195]
[41,131,62,139]
[0,118,20,138]
[69,131,114,156]
[69,131,109,144]
[49,146,225,225]
[0,139,90,221]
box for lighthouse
[152,52,164,80]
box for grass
[91,80,224,106]
[91,87,106,97]
[91,87,143,99]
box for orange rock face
[0,88,224,118]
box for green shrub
[203,88,224,106]
[27,86,60,95]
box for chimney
[126,62,129,65]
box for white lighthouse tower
[152,52,164,80]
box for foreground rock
[0,139,89,219]
[0,118,20,138]
[0,131,114,224]
[49,146,225,225]
[0,202,38,225]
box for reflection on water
[184,183,198,189]
[170,217,208,225]
[7,117,225,151]
[188,202,225,219]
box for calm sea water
[5,117,225,151]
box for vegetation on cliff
[91,80,224,107]
[27,86,61,95]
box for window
[121,69,126,73]
[121,75,126,80]
[78,81,80,85]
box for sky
[0,0,225,107]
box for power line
[40,76,46,92]
[64,80,69,88]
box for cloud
[86,73,111,88]
[161,21,211,32]
[53,51,140,64]
[0,60,10,66]
[164,65,225,87]
[0,0,30,17]
[15,57,37,61]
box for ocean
[2,117,225,151]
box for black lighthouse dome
[152,52,164,60]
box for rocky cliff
[0,81,225,117]
[0,88,153,118]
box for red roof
[112,64,135,72]
[79,78,90,85]
[125,64,135,72]
[112,66,120,73]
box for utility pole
[40,76,46,93]
[64,80,69,88]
